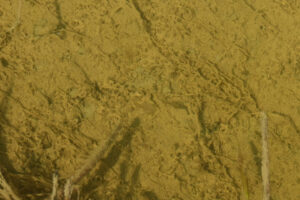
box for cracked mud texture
[0,0,300,199]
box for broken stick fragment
[0,171,22,200]
[47,117,140,200]
[261,112,270,200]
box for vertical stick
[9,0,22,32]
[50,173,58,200]
[261,112,270,200]
[16,0,22,25]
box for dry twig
[261,112,270,200]
[0,171,22,200]
[47,118,140,200]
[9,0,22,32]
[50,173,58,200]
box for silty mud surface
[0,0,299,199]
